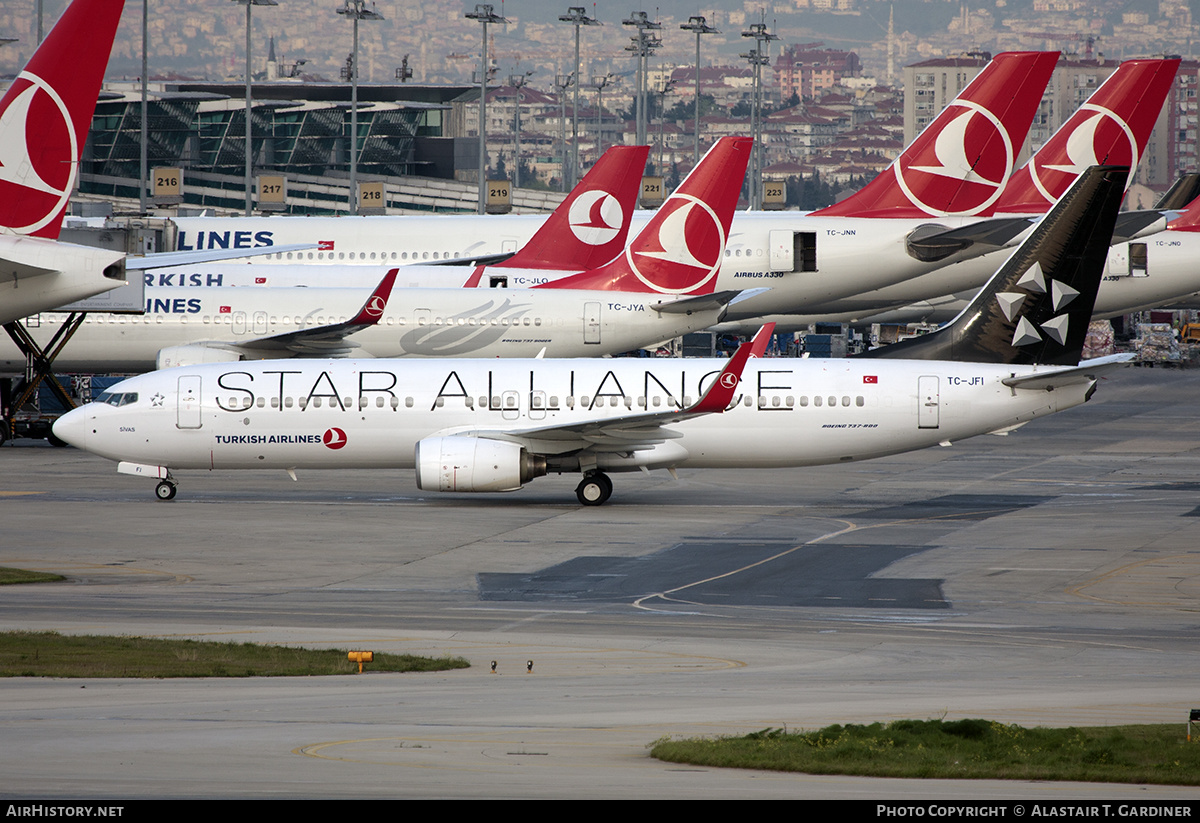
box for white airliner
[0,0,127,324]
[154,52,1064,318]
[54,166,1134,506]
[0,138,757,371]
[150,54,1190,328]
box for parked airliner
[146,55,1189,327]
[150,51,1063,319]
[0,138,755,371]
[54,167,1134,505]
[0,0,127,324]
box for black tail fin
[860,165,1128,366]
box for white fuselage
[58,356,1095,479]
[783,232,1200,327]
[164,213,1000,318]
[0,285,732,373]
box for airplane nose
[52,406,89,449]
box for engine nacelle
[415,436,547,493]
[157,344,245,370]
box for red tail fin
[815,51,1059,218]
[535,136,752,295]
[995,58,1179,214]
[0,0,124,239]
[496,145,649,271]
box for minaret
[887,5,895,85]
[266,35,278,81]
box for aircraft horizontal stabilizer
[905,217,1035,263]
[1000,353,1135,390]
[651,289,754,315]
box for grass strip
[0,631,469,678]
[651,719,1200,785]
[0,567,64,585]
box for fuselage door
[584,301,601,344]
[177,375,202,429]
[253,311,268,334]
[232,311,247,335]
[918,375,939,429]
[529,390,547,420]
[769,230,794,272]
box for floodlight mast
[337,0,384,216]
[233,0,279,217]
[680,16,718,168]
[558,7,601,187]
[466,4,508,214]
[622,11,662,148]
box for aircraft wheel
[155,480,177,501]
[575,472,612,506]
[45,431,68,448]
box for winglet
[748,322,776,358]
[0,0,126,239]
[347,268,398,326]
[688,331,759,414]
[495,145,650,271]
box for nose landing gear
[154,479,177,501]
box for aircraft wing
[126,243,319,270]
[454,326,768,455]
[234,269,397,356]
[1001,353,1135,391]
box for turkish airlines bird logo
[895,102,1013,216]
[1030,105,1138,203]
[626,194,724,294]
[322,427,348,450]
[0,71,77,235]
[719,372,738,389]
[363,295,386,318]
[568,190,623,246]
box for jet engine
[415,436,547,493]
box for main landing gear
[155,479,178,501]
[575,471,612,506]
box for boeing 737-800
[54,166,1134,505]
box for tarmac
[1,365,1199,799]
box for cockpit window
[96,391,138,407]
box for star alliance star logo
[996,261,1080,348]
[150,393,165,407]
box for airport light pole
[508,71,531,189]
[555,72,574,191]
[680,15,718,167]
[233,0,278,217]
[592,73,615,154]
[558,7,600,187]
[740,20,777,209]
[466,4,508,215]
[622,11,661,148]
[337,0,383,216]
